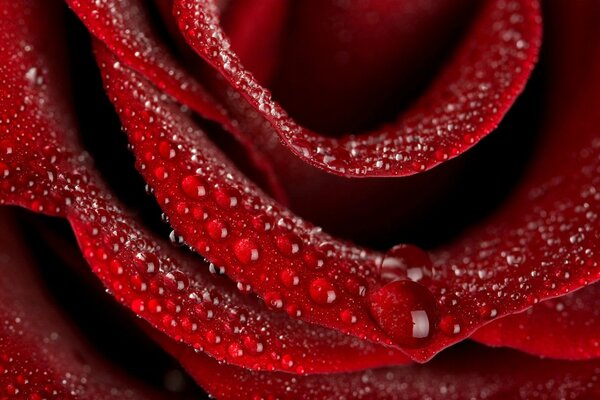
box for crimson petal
[65,0,288,203]
[0,0,409,373]
[95,42,398,346]
[406,0,600,361]
[173,0,541,177]
[97,0,600,361]
[473,282,600,360]
[0,210,163,399]
[158,333,600,399]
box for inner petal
[264,0,479,136]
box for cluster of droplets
[95,52,420,353]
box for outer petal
[473,282,600,360]
[0,210,164,400]
[158,334,600,400]
[174,0,541,177]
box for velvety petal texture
[0,0,599,398]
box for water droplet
[275,233,302,256]
[309,278,337,305]
[280,268,299,287]
[233,238,260,263]
[264,291,284,309]
[214,187,238,208]
[439,315,461,336]
[380,244,432,284]
[181,175,207,198]
[134,252,160,275]
[169,230,185,246]
[340,309,357,324]
[206,219,228,240]
[369,280,439,347]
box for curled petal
[473,282,600,360]
[158,333,600,399]
[173,0,541,177]
[0,210,163,399]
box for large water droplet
[369,280,439,347]
[380,244,432,283]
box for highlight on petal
[473,282,600,360]
[0,0,409,374]
[0,210,163,399]
[158,333,600,399]
[174,0,542,177]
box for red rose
[1,0,599,398]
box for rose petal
[65,0,288,203]
[404,0,600,361]
[173,0,541,177]
[98,43,441,349]
[0,210,163,399]
[157,333,600,399]
[218,0,289,86]
[96,0,600,361]
[263,0,477,135]
[0,0,409,373]
[473,282,600,360]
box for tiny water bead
[181,175,207,199]
[308,278,337,305]
[380,244,432,284]
[369,280,439,347]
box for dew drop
[264,291,284,309]
[233,238,260,263]
[181,175,207,199]
[439,315,461,336]
[134,252,160,275]
[368,280,439,347]
[280,268,299,287]
[275,233,302,256]
[308,278,337,305]
[380,244,432,284]
[169,230,185,246]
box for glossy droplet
[134,252,160,275]
[380,244,432,283]
[264,291,284,309]
[169,230,185,246]
[181,175,207,199]
[206,219,228,240]
[214,187,238,208]
[309,278,337,305]
[439,315,461,336]
[275,233,302,256]
[369,280,439,347]
[233,238,260,263]
[280,268,299,287]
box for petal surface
[473,282,600,360]
[159,334,600,400]
[0,210,164,400]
